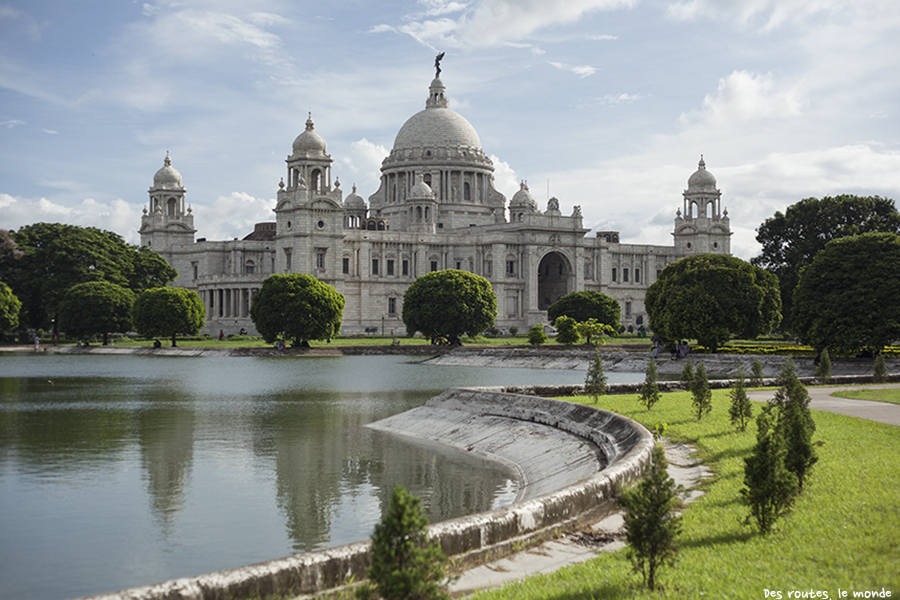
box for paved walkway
[746,383,900,427]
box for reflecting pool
[0,353,641,600]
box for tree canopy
[132,286,205,347]
[58,281,135,345]
[792,232,900,354]
[402,270,496,340]
[0,281,22,336]
[752,195,900,331]
[645,254,781,352]
[2,223,177,332]
[547,290,620,330]
[250,273,345,345]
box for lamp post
[381,314,385,337]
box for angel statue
[435,52,445,77]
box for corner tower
[139,153,196,252]
[673,157,731,255]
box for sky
[1,0,898,261]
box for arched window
[377,221,385,231]
[166,198,177,216]
[463,182,471,201]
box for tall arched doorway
[538,252,571,310]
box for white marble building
[140,74,731,337]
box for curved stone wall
[80,389,653,600]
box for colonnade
[201,287,258,321]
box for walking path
[448,383,900,597]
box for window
[584,262,592,279]
[430,261,438,272]
[456,261,462,270]
[316,252,325,270]
[192,263,198,280]
[486,260,492,277]
[245,263,255,274]
[506,260,516,276]
[635,268,640,283]
[387,259,394,276]
[372,259,379,275]
[625,301,632,317]
[388,297,397,315]
[623,268,629,282]
[612,268,617,282]
[402,260,409,276]
[284,249,292,272]
[342,257,350,274]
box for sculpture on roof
[435,52,445,77]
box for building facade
[140,75,732,337]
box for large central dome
[391,78,483,152]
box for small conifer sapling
[584,349,608,403]
[640,359,661,410]
[814,348,832,383]
[873,353,888,383]
[742,406,798,534]
[750,359,765,387]
[679,360,694,389]
[728,366,753,431]
[690,362,712,421]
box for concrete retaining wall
[80,389,653,600]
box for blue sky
[1,0,898,260]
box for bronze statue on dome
[435,52,445,77]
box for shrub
[873,353,887,382]
[357,485,449,600]
[527,324,547,346]
[508,326,518,337]
[555,315,580,345]
[742,406,799,534]
[772,360,818,490]
[814,348,832,383]
[679,360,694,388]
[750,359,765,387]
[617,443,682,591]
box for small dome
[292,114,327,156]
[344,184,367,209]
[688,156,717,190]
[153,153,183,189]
[509,181,538,210]
[408,175,436,201]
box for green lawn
[469,390,900,599]
[831,386,900,406]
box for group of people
[649,337,691,359]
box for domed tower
[285,114,334,194]
[139,152,196,251]
[508,181,539,222]
[407,173,438,234]
[368,75,507,231]
[343,184,368,229]
[673,156,731,255]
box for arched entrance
[538,251,571,310]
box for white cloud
[191,192,277,242]
[489,155,519,200]
[2,119,26,128]
[338,139,390,195]
[602,92,644,104]
[687,70,808,124]
[0,193,144,244]
[665,0,852,30]
[548,61,597,78]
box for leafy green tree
[617,443,682,591]
[0,281,22,338]
[640,359,661,410]
[729,366,753,432]
[250,274,345,345]
[691,362,712,421]
[357,485,449,600]
[793,232,900,355]
[527,324,547,345]
[58,281,135,345]
[554,315,579,345]
[0,229,23,283]
[873,353,888,383]
[547,290,620,330]
[645,254,781,352]
[814,348,832,383]
[4,223,176,334]
[577,318,616,345]
[750,359,765,387]
[133,286,205,347]
[753,195,900,331]
[742,406,799,534]
[584,350,608,403]
[771,359,817,490]
[402,270,496,341]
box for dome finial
[698,154,706,169]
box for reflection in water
[0,353,612,600]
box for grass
[469,389,900,599]
[830,386,900,406]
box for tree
[645,254,781,352]
[357,485,449,600]
[691,362,712,421]
[577,318,616,345]
[750,359,765,387]
[742,406,799,534]
[792,232,900,355]
[0,281,22,338]
[752,195,900,331]
[770,360,817,490]
[679,360,694,388]
[402,270,496,341]
[58,281,135,345]
[873,353,888,383]
[4,223,176,334]
[0,229,23,284]
[547,290,620,330]
[554,315,579,345]
[729,366,753,432]
[250,274,345,345]
[814,348,832,383]
[132,286,205,347]
[617,443,682,591]
[640,359,661,410]
[527,324,547,345]
[584,350,608,403]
